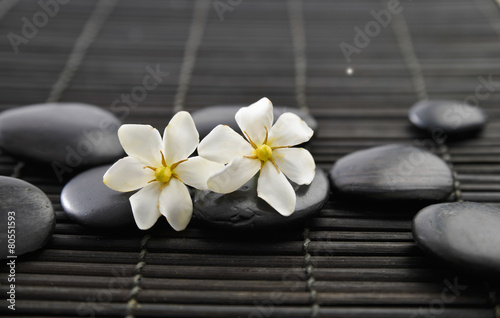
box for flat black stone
[0,176,55,258]
[61,165,135,229]
[0,103,124,166]
[193,169,329,230]
[192,105,318,139]
[329,144,453,201]
[409,100,487,137]
[413,202,500,277]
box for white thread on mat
[47,0,118,103]
[173,0,210,113]
[288,0,309,114]
[125,234,151,318]
[391,12,463,202]
[303,227,319,318]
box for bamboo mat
[1,0,500,317]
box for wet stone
[192,105,318,139]
[61,165,135,229]
[409,100,487,137]
[0,176,55,258]
[329,144,453,201]
[413,202,500,277]
[0,103,124,169]
[193,169,329,230]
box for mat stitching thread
[47,0,118,103]
[173,0,210,113]
[391,12,463,202]
[5,0,116,181]
[289,1,319,316]
[125,234,151,318]
[0,0,18,22]
[303,227,319,318]
[288,0,309,114]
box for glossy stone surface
[0,103,123,166]
[0,176,55,258]
[329,144,453,201]
[192,105,318,139]
[409,100,487,136]
[413,202,500,276]
[194,169,329,230]
[61,165,135,229]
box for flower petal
[273,148,316,185]
[118,124,163,166]
[198,125,254,164]
[257,161,296,216]
[129,182,162,230]
[207,156,260,193]
[163,111,199,165]
[235,97,273,146]
[268,113,313,148]
[103,156,155,192]
[159,178,192,231]
[174,156,225,190]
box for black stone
[0,103,124,166]
[192,105,318,139]
[193,169,329,230]
[329,144,453,201]
[61,165,135,229]
[0,176,55,258]
[413,202,500,277]
[409,100,487,137]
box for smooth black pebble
[61,165,135,229]
[413,202,500,277]
[409,100,487,137]
[192,105,318,139]
[329,144,453,201]
[193,169,329,230]
[0,103,124,166]
[0,176,55,258]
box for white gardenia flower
[103,111,224,231]
[198,97,316,216]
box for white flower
[103,111,224,231]
[198,97,316,216]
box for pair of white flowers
[103,98,316,231]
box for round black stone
[193,169,329,230]
[409,100,487,137]
[192,105,318,139]
[413,202,500,277]
[329,144,453,201]
[0,103,124,166]
[0,176,55,258]
[61,165,136,229]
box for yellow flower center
[155,166,172,183]
[255,144,273,162]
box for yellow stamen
[144,166,157,171]
[263,126,268,145]
[244,155,258,160]
[155,166,172,184]
[244,131,258,149]
[271,145,291,150]
[255,144,273,162]
[269,158,280,173]
[173,174,184,183]
[160,151,167,167]
[171,159,188,170]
